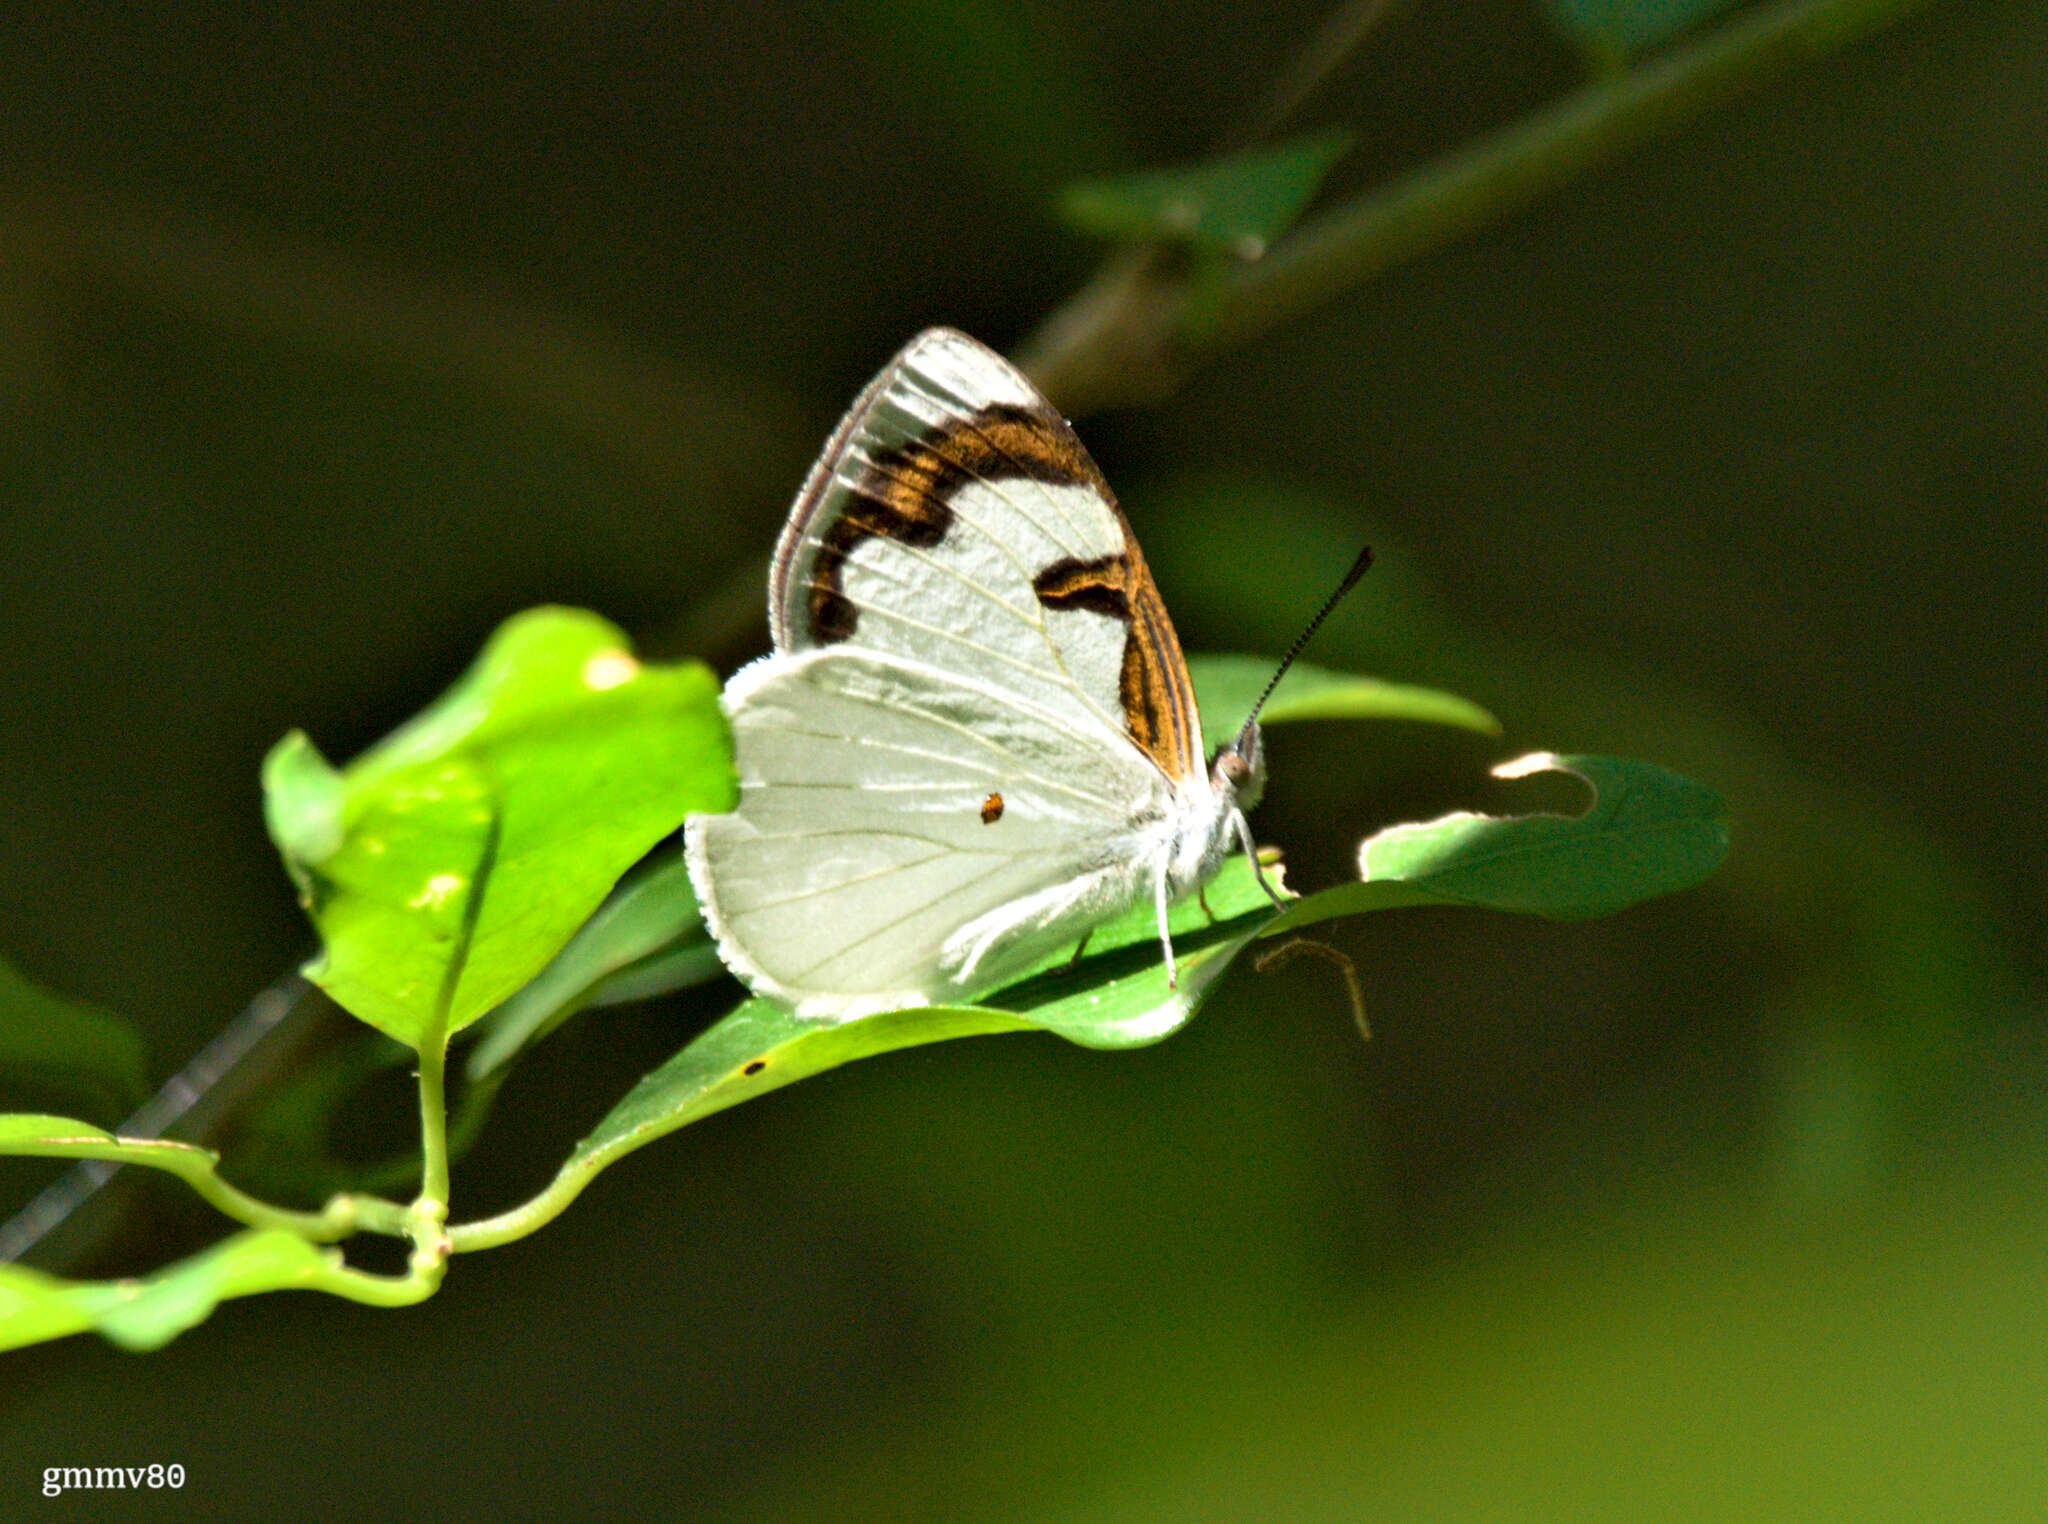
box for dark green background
[2,1,2044,1517]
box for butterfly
[686,328,1363,1021]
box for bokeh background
[3,1,2045,1517]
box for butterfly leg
[1154,856,1178,989]
[1198,885,1214,922]
[1234,810,1287,909]
[942,867,1132,993]
[1060,930,1093,972]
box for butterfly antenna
[1234,544,1374,748]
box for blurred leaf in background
[1539,0,1748,63]
[0,958,149,1123]
[1059,129,1358,254]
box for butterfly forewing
[768,329,1204,786]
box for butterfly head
[1209,543,1374,818]
[1210,723,1266,812]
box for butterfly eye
[981,792,1005,824]
[1214,750,1251,787]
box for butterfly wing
[690,328,1222,1018]
[768,328,1206,786]
[685,646,1171,1018]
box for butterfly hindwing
[686,646,1167,1016]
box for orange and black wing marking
[798,403,1099,647]
[1031,541,1202,785]
[764,327,1207,787]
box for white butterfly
[685,328,1282,1021]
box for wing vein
[754,722,1128,813]
[724,848,958,912]
[804,495,1132,745]
[790,854,1022,985]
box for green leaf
[0,1229,337,1353]
[575,940,729,1009]
[0,1111,214,1171]
[262,607,735,1049]
[88,1230,335,1350]
[465,851,724,1081]
[465,649,1475,1085]
[982,849,1281,1048]
[260,731,345,867]
[0,1262,96,1351]
[1188,654,1501,755]
[587,850,1281,1154]
[0,1109,325,1228]
[0,955,150,1117]
[450,750,1728,1245]
[1275,752,1729,929]
[1538,0,1745,61]
[453,857,1286,1244]
[1059,130,1357,255]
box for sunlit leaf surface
[262,608,733,1048]
[1280,752,1729,927]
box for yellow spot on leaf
[408,872,467,910]
[582,650,640,691]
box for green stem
[0,1134,385,1244]
[444,1171,587,1254]
[1209,0,1933,352]
[408,790,490,1220]
[178,1168,352,1242]
[332,1193,414,1238]
[307,1253,445,1308]
[317,1042,458,1303]
[1019,0,1937,414]
[172,1155,362,1241]
[415,1036,452,1212]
